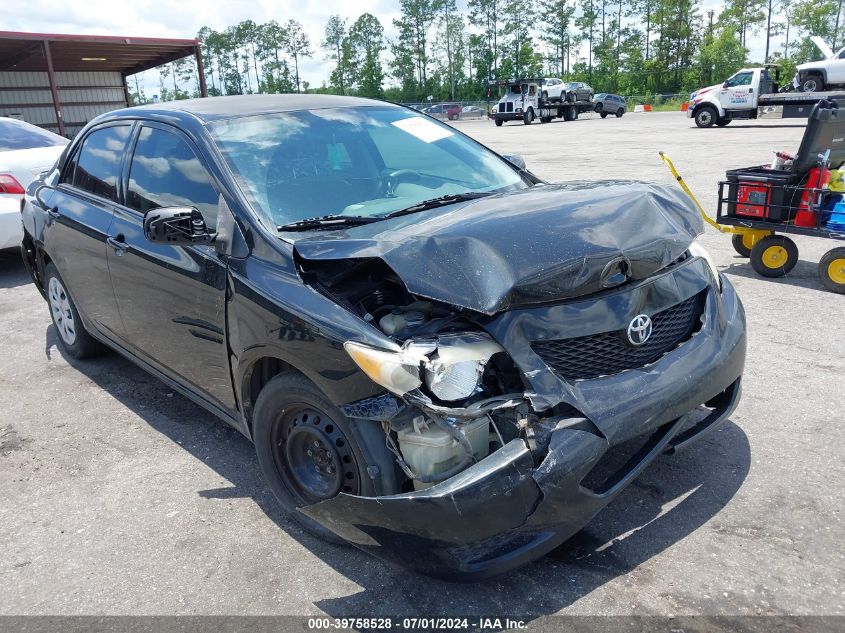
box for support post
[195,46,208,97]
[121,73,131,107]
[42,40,65,136]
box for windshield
[209,106,526,227]
[0,118,68,152]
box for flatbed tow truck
[688,66,845,127]
[488,79,595,126]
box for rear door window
[126,126,219,229]
[68,125,131,201]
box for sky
[6,0,783,96]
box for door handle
[45,206,59,225]
[107,234,129,256]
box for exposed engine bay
[299,256,530,490]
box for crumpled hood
[293,182,703,315]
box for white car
[540,78,566,101]
[0,117,68,250]
[794,36,845,92]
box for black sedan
[21,94,746,580]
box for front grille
[498,102,513,113]
[532,292,705,381]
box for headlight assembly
[423,333,504,401]
[344,341,426,396]
[689,239,721,290]
[345,333,505,402]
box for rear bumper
[301,276,747,580]
[0,196,23,250]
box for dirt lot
[0,111,843,621]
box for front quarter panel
[226,246,392,415]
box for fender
[692,98,725,118]
[798,67,828,85]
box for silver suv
[595,93,627,117]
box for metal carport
[0,31,207,137]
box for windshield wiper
[277,214,381,231]
[384,192,493,219]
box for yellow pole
[658,152,772,246]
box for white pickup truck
[687,65,845,127]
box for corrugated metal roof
[0,30,198,74]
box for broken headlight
[423,333,504,402]
[345,333,505,401]
[344,341,426,396]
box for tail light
[0,174,26,195]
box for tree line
[138,0,845,105]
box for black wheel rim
[270,406,359,504]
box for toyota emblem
[627,314,653,346]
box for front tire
[616,108,624,117]
[801,73,824,93]
[253,372,396,542]
[44,263,104,359]
[716,118,731,127]
[600,112,608,118]
[750,235,799,278]
[818,247,845,293]
[694,106,718,128]
[523,108,534,125]
[495,118,503,127]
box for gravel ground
[0,111,842,621]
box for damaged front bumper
[301,274,746,581]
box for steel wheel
[271,405,360,504]
[48,276,76,346]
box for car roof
[92,94,399,126]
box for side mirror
[502,153,526,170]
[722,81,729,89]
[143,206,213,245]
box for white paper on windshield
[391,116,453,143]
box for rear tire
[818,247,845,293]
[252,372,397,543]
[694,106,718,128]
[600,112,608,118]
[44,263,105,359]
[750,235,799,278]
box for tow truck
[488,79,595,126]
[688,65,845,127]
